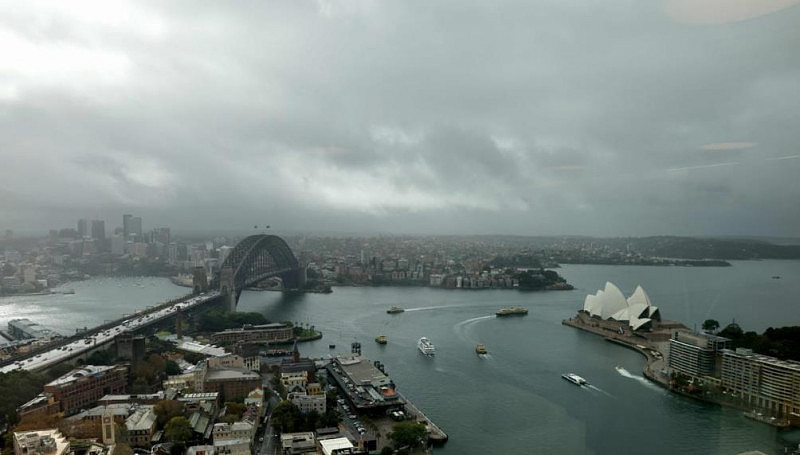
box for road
[0,291,221,373]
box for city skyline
[2,2,800,237]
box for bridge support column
[219,266,237,312]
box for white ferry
[418,337,436,355]
[561,373,587,386]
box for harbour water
[3,261,800,453]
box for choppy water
[3,261,800,453]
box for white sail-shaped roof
[589,290,605,317]
[581,282,658,331]
[583,294,596,314]
[599,282,628,320]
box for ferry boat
[375,335,388,344]
[561,373,587,386]
[496,307,528,317]
[418,337,436,355]
[475,344,487,355]
[387,306,405,314]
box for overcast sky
[1,0,799,237]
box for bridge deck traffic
[0,291,221,374]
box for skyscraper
[130,217,142,240]
[90,220,105,241]
[123,214,132,240]
[77,219,89,237]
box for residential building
[289,392,326,415]
[668,331,729,378]
[721,348,800,418]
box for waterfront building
[8,319,61,341]
[667,332,729,378]
[721,348,800,418]
[13,429,69,455]
[582,282,661,331]
[43,365,129,416]
[210,323,293,345]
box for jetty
[398,392,449,444]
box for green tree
[702,319,720,333]
[389,422,427,448]
[154,400,184,427]
[164,416,193,443]
[271,401,300,434]
[165,360,182,376]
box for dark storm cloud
[1,0,799,236]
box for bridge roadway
[0,291,221,374]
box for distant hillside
[624,236,800,260]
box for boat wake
[453,315,494,343]
[615,366,664,392]
[405,304,468,312]
[587,384,615,398]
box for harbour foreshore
[563,313,797,428]
[397,391,449,444]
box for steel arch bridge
[211,234,304,310]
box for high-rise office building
[130,217,142,240]
[123,214,132,240]
[151,227,170,245]
[90,220,105,241]
[77,219,89,237]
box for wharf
[398,392,448,445]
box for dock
[398,392,448,444]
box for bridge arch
[211,234,304,310]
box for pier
[398,392,449,444]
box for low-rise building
[13,429,69,455]
[211,323,293,345]
[279,432,316,454]
[43,365,129,416]
[319,437,355,455]
[125,405,157,448]
[289,392,326,415]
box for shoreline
[562,315,796,429]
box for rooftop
[46,365,117,387]
[204,368,260,382]
[125,405,157,432]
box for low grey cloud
[1,0,799,237]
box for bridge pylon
[219,266,236,312]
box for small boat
[375,335,388,344]
[328,344,336,349]
[62,289,76,294]
[562,373,587,386]
[475,344,487,355]
[387,306,405,314]
[772,276,781,279]
[418,337,435,355]
[496,307,528,317]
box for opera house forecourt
[581,282,662,331]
